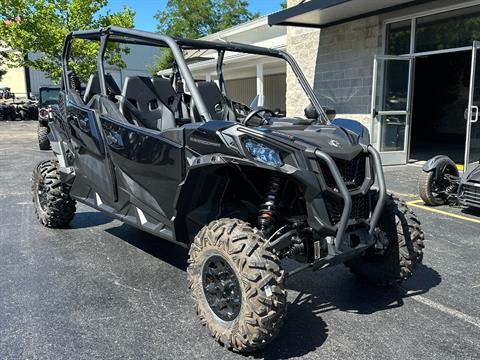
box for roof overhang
[268,0,436,29]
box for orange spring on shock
[258,173,283,235]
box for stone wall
[313,16,382,116]
[285,0,320,117]
[285,0,382,121]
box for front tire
[32,160,76,228]
[345,194,424,287]
[188,219,286,352]
[418,164,458,206]
[37,123,51,150]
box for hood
[262,124,365,161]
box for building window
[386,19,411,55]
[415,5,480,53]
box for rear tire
[188,218,286,352]
[32,160,76,228]
[345,194,424,287]
[37,123,51,150]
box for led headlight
[244,139,283,167]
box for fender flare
[422,155,459,180]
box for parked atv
[0,87,13,100]
[0,103,16,121]
[37,86,60,150]
[13,100,38,120]
[419,155,480,209]
[32,27,425,352]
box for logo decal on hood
[329,139,341,148]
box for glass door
[465,41,480,171]
[371,55,414,165]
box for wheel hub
[202,255,241,322]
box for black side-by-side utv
[37,86,60,150]
[31,26,424,352]
[419,155,480,209]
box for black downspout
[24,54,32,98]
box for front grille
[325,194,370,225]
[320,155,366,190]
[463,183,480,208]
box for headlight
[244,138,283,167]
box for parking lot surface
[1,121,479,359]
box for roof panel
[268,0,435,28]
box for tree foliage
[153,0,259,71]
[0,51,7,81]
[0,0,135,82]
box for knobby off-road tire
[418,163,458,206]
[37,123,51,150]
[188,218,286,352]
[32,159,76,228]
[345,194,424,287]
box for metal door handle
[106,133,118,145]
[472,106,479,123]
[72,114,90,132]
[105,132,124,150]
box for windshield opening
[39,89,60,107]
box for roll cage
[61,26,329,124]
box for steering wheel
[243,107,275,126]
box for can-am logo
[329,139,341,148]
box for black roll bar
[97,32,109,97]
[61,26,328,124]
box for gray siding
[226,74,286,111]
[226,77,256,106]
[265,73,286,112]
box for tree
[281,1,287,9]
[153,0,259,71]
[0,51,7,82]
[0,0,135,82]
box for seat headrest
[197,81,226,112]
[122,76,158,102]
[152,77,176,108]
[83,73,121,103]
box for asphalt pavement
[0,121,479,359]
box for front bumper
[313,146,386,254]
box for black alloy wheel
[202,255,242,322]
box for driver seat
[190,81,236,122]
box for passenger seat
[83,73,121,104]
[190,81,235,122]
[119,76,175,131]
[152,77,189,122]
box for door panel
[466,41,480,170]
[67,102,116,202]
[100,117,185,219]
[371,55,414,165]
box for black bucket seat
[119,76,175,131]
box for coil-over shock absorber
[258,173,283,236]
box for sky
[103,0,285,33]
